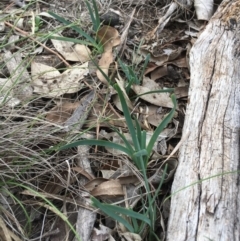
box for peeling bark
[167,1,240,240]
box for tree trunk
[167,1,240,240]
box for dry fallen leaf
[101,170,116,179]
[46,101,80,124]
[99,129,169,155]
[140,47,183,66]
[84,178,109,192]
[96,25,121,84]
[31,62,89,97]
[88,101,127,128]
[0,78,21,107]
[97,25,121,51]
[91,224,113,241]
[63,90,96,132]
[51,35,91,62]
[174,86,189,98]
[132,76,173,108]
[146,1,192,38]
[31,54,64,68]
[85,178,125,198]
[146,105,166,127]
[91,179,124,198]
[120,232,142,241]
[0,216,12,241]
[113,73,134,111]
[97,51,114,85]
[3,51,33,104]
[150,66,168,81]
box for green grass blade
[114,84,140,151]
[131,88,175,99]
[152,203,156,230]
[118,59,137,94]
[4,188,31,233]
[8,182,82,241]
[91,0,100,29]
[92,197,134,233]
[141,130,146,150]
[133,149,148,158]
[129,67,139,84]
[139,53,150,81]
[131,216,140,233]
[85,0,100,32]
[85,1,97,31]
[141,131,147,167]
[48,11,73,26]
[146,94,177,156]
[47,35,94,46]
[118,58,130,79]
[126,68,139,94]
[132,149,148,170]
[93,199,151,226]
[150,231,161,241]
[150,164,168,207]
[109,200,151,226]
[111,127,135,154]
[134,118,142,147]
[60,139,132,156]
[48,11,96,44]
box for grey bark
[167,1,240,240]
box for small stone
[100,11,120,27]
[11,0,26,8]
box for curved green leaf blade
[114,84,140,151]
[92,197,134,233]
[94,200,151,226]
[48,11,96,44]
[85,0,100,32]
[47,35,94,46]
[147,94,177,156]
[111,127,135,154]
[8,182,82,241]
[133,149,148,158]
[60,139,132,156]
[134,117,142,147]
[131,88,174,99]
[139,53,150,80]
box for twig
[4,21,70,67]
[115,8,136,58]
[29,228,60,241]
[3,1,14,11]
[63,160,71,241]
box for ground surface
[0,0,221,240]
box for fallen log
[167,1,240,240]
